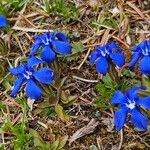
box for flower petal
[110,52,125,67]
[25,79,42,99]
[89,51,100,65]
[111,90,127,105]
[96,46,106,57]
[126,86,146,102]
[30,42,41,55]
[131,42,144,52]
[136,96,150,109]
[9,65,25,76]
[131,45,138,52]
[55,32,68,42]
[138,40,147,52]
[27,56,43,68]
[129,52,140,69]
[10,76,25,97]
[146,40,150,50]
[33,68,54,84]
[41,45,56,63]
[40,32,51,42]
[0,15,8,27]
[96,57,109,75]
[106,42,121,53]
[114,107,129,131]
[52,40,72,54]
[139,56,150,75]
[131,108,148,131]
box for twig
[14,3,27,27]
[37,121,48,129]
[97,136,103,150]
[133,134,150,148]
[82,30,105,44]
[79,96,93,105]
[112,35,130,49]
[135,31,150,34]
[118,129,123,150]
[9,13,40,21]
[77,48,91,70]
[72,75,98,83]
[12,26,53,33]
[13,34,25,56]
[126,1,145,19]
[1,133,5,149]
[19,13,37,28]
[12,113,22,125]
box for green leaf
[47,0,79,22]
[50,136,68,150]
[142,76,150,91]
[0,2,7,16]
[89,145,98,150]
[0,38,9,55]
[0,101,6,110]
[30,129,47,150]
[0,144,5,150]
[72,42,85,54]
[57,135,68,150]
[6,0,26,11]
[50,138,59,150]
[66,42,85,61]
[94,98,110,109]
[60,91,77,105]
[44,0,51,14]
[95,74,117,109]
[55,104,70,121]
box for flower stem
[109,62,120,87]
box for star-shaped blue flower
[9,56,54,100]
[89,42,125,75]
[111,86,150,131]
[129,40,150,75]
[30,32,72,63]
[0,15,8,27]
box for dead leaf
[101,117,114,132]
[119,17,129,39]
[27,98,35,111]
[69,119,99,145]
[101,29,111,45]
[88,0,99,8]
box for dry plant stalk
[69,119,99,145]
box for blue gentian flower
[111,86,150,131]
[9,56,54,100]
[30,32,72,63]
[129,39,150,75]
[89,42,125,75]
[0,15,8,27]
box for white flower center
[42,36,50,45]
[111,7,120,14]
[126,100,135,110]
[51,71,54,77]
[142,48,149,56]
[23,71,32,79]
[101,48,109,57]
